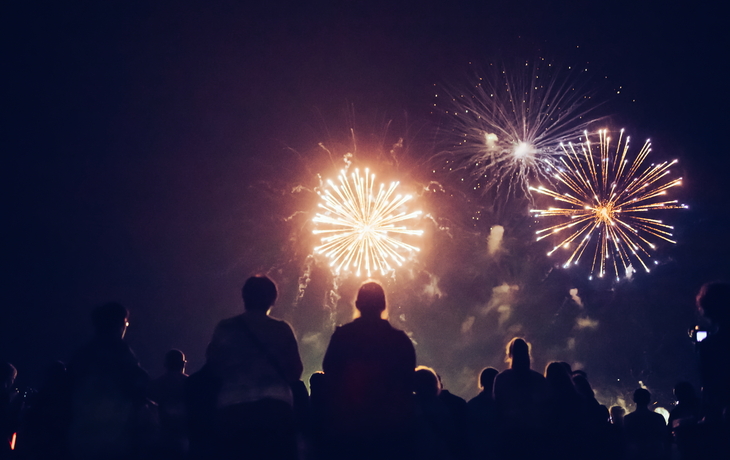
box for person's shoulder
[263,314,297,333]
[650,411,667,425]
[494,368,513,379]
[387,321,410,338]
[385,322,415,348]
[333,319,358,334]
[441,389,467,405]
[468,392,485,406]
[215,314,244,330]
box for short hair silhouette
[242,275,278,311]
[610,405,625,424]
[479,367,499,390]
[545,361,574,387]
[696,281,730,325]
[633,388,651,406]
[164,349,186,372]
[309,370,326,390]
[355,281,386,317]
[91,302,129,334]
[505,337,531,370]
[414,366,440,398]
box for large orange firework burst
[530,129,687,280]
[313,168,423,277]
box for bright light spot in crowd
[313,168,423,277]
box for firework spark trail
[325,274,342,329]
[295,254,315,305]
[530,129,687,280]
[437,60,601,199]
[313,167,423,277]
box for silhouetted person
[183,363,218,460]
[695,283,730,420]
[544,361,582,460]
[572,374,611,459]
[669,382,701,460]
[413,366,456,460]
[492,337,548,460]
[306,371,328,459]
[437,374,469,459]
[623,388,668,460]
[322,281,416,460]
[149,349,188,460]
[65,302,152,460]
[205,275,303,460]
[608,406,627,460]
[468,367,499,460]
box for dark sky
[4,0,729,404]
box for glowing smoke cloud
[487,225,504,256]
[313,167,424,277]
[482,283,520,328]
[569,288,583,307]
[531,129,687,281]
[576,317,599,329]
[436,59,600,200]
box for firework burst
[436,60,601,200]
[530,129,687,280]
[313,167,423,277]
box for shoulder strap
[237,316,290,383]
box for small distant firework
[437,59,600,199]
[313,168,423,277]
[530,129,686,280]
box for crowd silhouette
[2,277,729,459]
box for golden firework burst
[530,129,686,280]
[313,168,423,277]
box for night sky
[5,0,729,408]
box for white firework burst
[313,167,423,277]
[436,59,602,200]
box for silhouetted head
[309,371,326,401]
[164,349,186,373]
[309,371,325,391]
[478,367,499,391]
[2,362,17,391]
[242,275,278,312]
[696,282,730,327]
[573,375,595,400]
[91,302,129,339]
[673,381,697,403]
[545,361,575,391]
[505,337,531,371]
[572,369,587,379]
[633,388,651,407]
[610,406,625,425]
[558,362,572,374]
[414,366,440,398]
[355,281,386,319]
